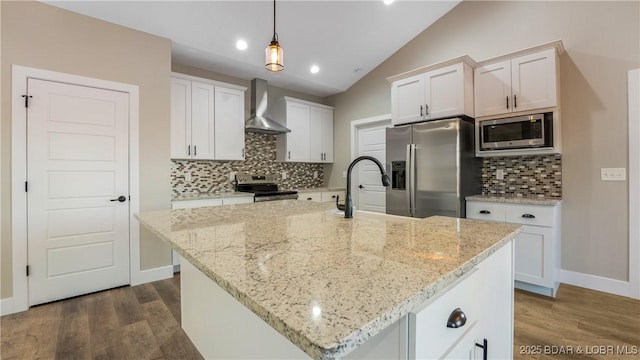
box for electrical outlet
[342,170,347,178]
[185,171,192,182]
[601,168,626,181]
[496,169,504,180]
[229,171,237,181]
[281,171,287,180]
[313,171,318,179]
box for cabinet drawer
[466,201,506,222]
[411,268,481,359]
[321,191,344,203]
[172,199,223,209]
[298,192,322,202]
[505,204,554,227]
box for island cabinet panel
[409,242,513,360]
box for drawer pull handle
[479,210,491,214]
[307,197,313,201]
[475,338,488,360]
[446,308,467,328]
[522,214,536,219]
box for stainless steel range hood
[245,78,291,134]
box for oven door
[480,114,546,150]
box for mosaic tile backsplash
[171,133,324,196]
[482,154,562,198]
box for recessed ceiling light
[383,0,394,5]
[236,40,248,51]
[310,65,320,74]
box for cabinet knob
[522,213,536,219]
[307,197,313,201]
[425,104,429,115]
[288,151,291,159]
[446,308,467,328]
[420,105,423,117]
[479,210,491,214]
[514,94,517,108]
[187,145,191,156]
[506,96,509,109]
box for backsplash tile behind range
[482,154,562,198]
[171,133,323,196]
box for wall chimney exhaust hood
[245,78,291,134]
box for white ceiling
[43,0,460,97]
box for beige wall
[325,1,640,281]
[1,1,173,299]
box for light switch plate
[601,168,626,181]
[229,171,236,181]
[313,171,318,179]
[281,171,287,180]
[185,171,192,182]
[496,169,504,180]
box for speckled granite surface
[171,191,254,202]
[466,194,563,206]
[137,200,521,360]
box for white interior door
[27,78,130,306]
[355,124,387,213]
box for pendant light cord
[273,0,277,42]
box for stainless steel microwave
[479,113,553,151]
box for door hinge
[21,95,33,108]
[25,181,28,192]
[26,265,30,277]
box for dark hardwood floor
[2,276,638,359]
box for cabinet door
[309,106,324,163]
[285,102,311,162]
[214,86,245,160]
[511,48,557,113]
[514,225,554,287]
[171,78,192,159]
[474,60,512,117]
[391,75,425,125]
[424,63,464,120]
[191,81,216,160]
[322,108,334,163]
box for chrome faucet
[337,156,391,218]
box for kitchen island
[137,200,521,359]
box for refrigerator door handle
[410,144,417,216]
[406,144,412,215]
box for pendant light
[265,0,284,72]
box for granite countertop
[172,191,254,202]
[466,194,563,206]
[137,201,521,360]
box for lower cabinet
[170,195,254,268]
[466,200,562,297]
[297,190,345,203]
[410,242,513,359]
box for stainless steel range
[235,173,298,202]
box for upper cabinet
[474,48,559,118]
[390,59,474,126]
[272,97,334,163]
[170,73,246,161]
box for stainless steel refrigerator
[386,118,481,218]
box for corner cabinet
[272,97,334,163]
[467,200,562,297]
[171,73,247,161]
[389,58,475,126]
[474,47,560,118]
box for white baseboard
[138,265,174,285]
[1,297,15,316]
[559,269,631,298]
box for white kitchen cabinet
[390,60,474,125]
[274,97,334,163]
[466,200,561,297]
[474,48,559,118]
[214,86,245,160]
[410,242,513,359]
[171,73,246,160]
[310,107,334,163]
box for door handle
[110,195,127,203]
[358,185,364,189]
